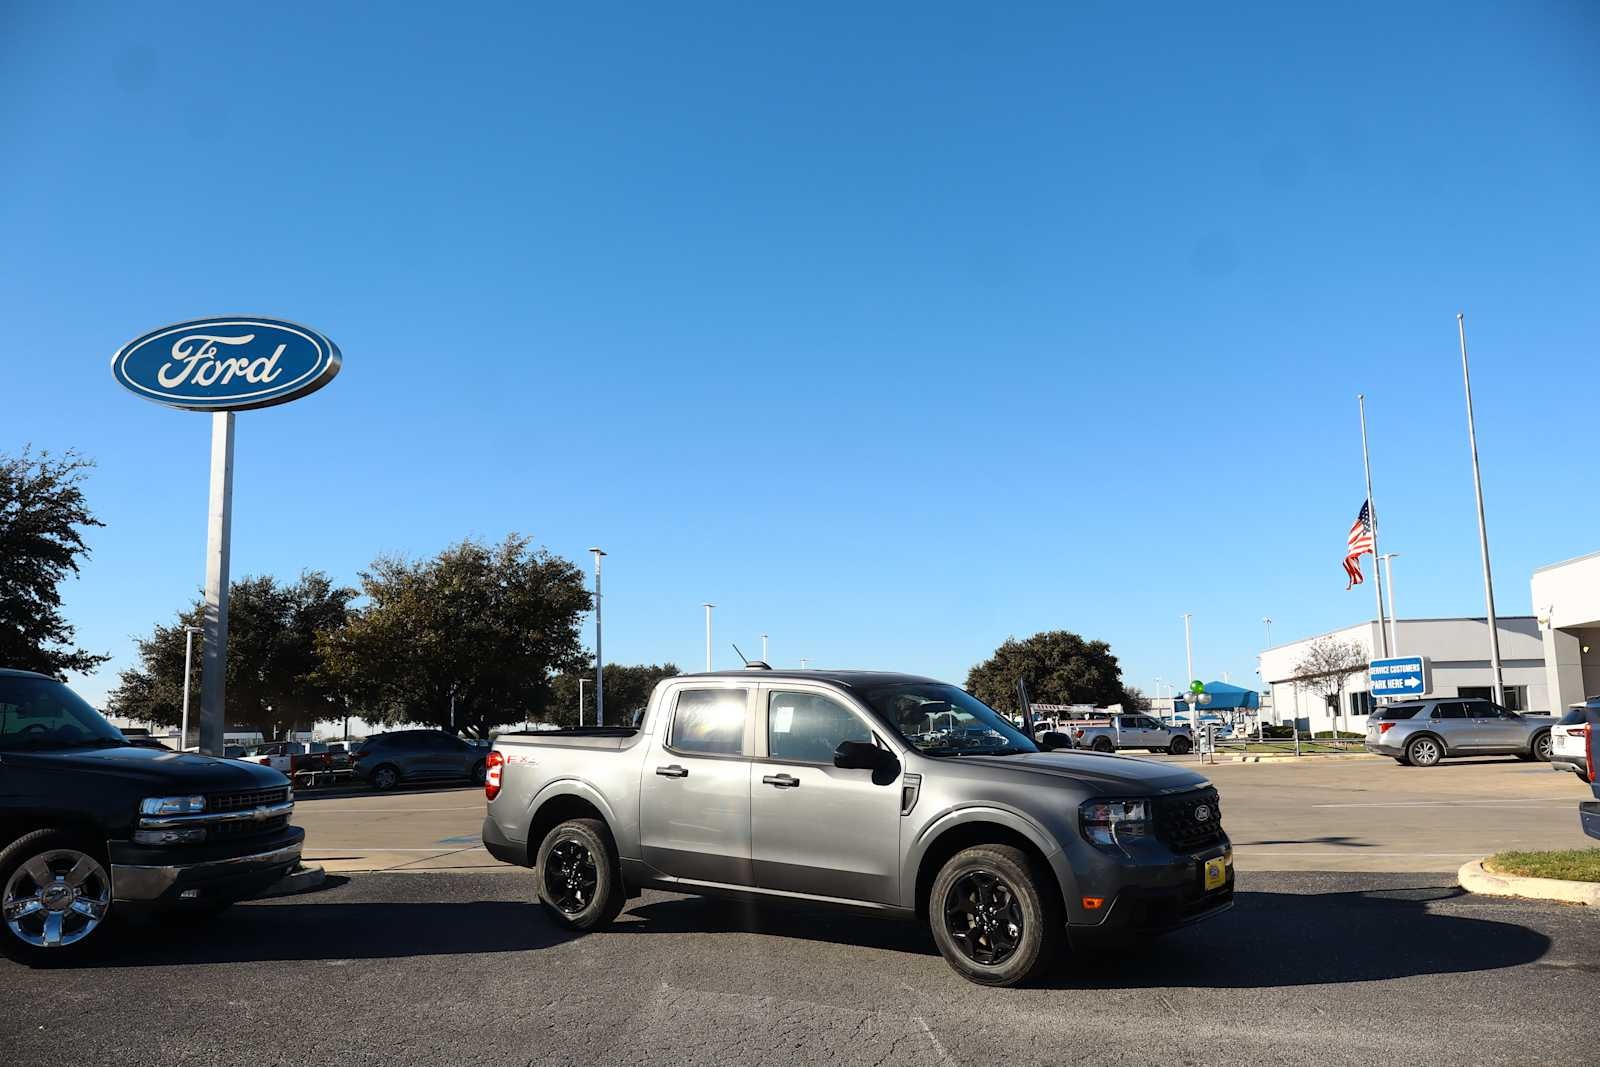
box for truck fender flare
[901,804,1074,911]
[526,778,624,844]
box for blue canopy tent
[1193,681,1260,711]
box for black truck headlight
[139,795,206,816]
[1080,799,1151,846]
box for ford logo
[111,316,340,411]
[1195,804,1212,822]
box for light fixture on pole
[1457,313,1505,705]
[589,548,606,726]
[180,625,202,751]
[1377,553,1401,655]
[703,603,714,672]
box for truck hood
[6,745,289,791]
[942,750,1211,796]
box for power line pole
[1457,314,1504,704]
[590,548,606,726]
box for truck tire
[1168,736,1192,755]
[1405,736,1442,767]
[0,829,115,964]
[1091,738,1114,753]
[536,818,623,932]
[470,760,487,785]
[929,844,1061,987]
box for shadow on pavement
[293,782,482,802]
[619,882,1551,989]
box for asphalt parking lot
[5,869,1594,1067]
[6,755,1596,1066]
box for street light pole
[1262,617,1272,648]
[761,633,768,662]
[578,677,587,727]
[1378,553,1401,655]
[180,625,202,751]
[1457,313,1505,705]
[703,603,714,672]
[590,548,606,726]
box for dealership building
[1259,550,1600,734]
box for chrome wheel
[3,849,111,949]
[543,838,598,915]
[372,767,398,790]
[943,869,1024,966]
[1408,738,1441,767]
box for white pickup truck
[1068,714,1193,755]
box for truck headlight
[1080,799,1151,846]
[139,795,206,816]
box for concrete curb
[1458,859,1600,907]
[257,863,328,899]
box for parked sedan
[1552,701,1595,779]
[351,730,488,791]
[1365,697,1554,767]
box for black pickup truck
[0,668,304,962]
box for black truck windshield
[0,675,127,750]
[863,682,1038,757]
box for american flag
[1344,500,1375,588]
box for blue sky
[4,2,1598,707]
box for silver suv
[1365,697,1554,767]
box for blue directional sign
[1368,655,1431,698]
[111,316,341,411]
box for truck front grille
[208,787,291,814]
[1153,787,1225,851]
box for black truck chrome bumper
[110,828,304,904]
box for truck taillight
[485,750,505,800]
[1587,724,1596,785]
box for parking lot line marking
[1311,800,1571,808]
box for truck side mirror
[834,740,892,771]
[1039,731,1070,752]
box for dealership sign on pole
[112,317,341,754]
[1368,655,1431,699]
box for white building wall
[1531,551,1600,710]
[1259,616,1545,733]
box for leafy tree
[0,448,108,677]
[965,631,1137,716]
[547,662,681,728]
[316,535,591,736]
[1290,636,1368,734]
[1121,685,1149,712]
[106,572,355,739]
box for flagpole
[1457,313,1505,704]
[1358,394,1391,658]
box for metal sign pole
[199,411,234,757]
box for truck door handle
[655,765,688,778]
[762,774,800,788]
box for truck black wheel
[1405,736,1442,767]
[929,844,1061,987]
[1168,736,1191,755]
[536,818,623,932]
[0,829,114,964]
[1091,738,1114,753]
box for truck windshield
[0,675,128,750]
[863,683,1038,757]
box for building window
[1457,685,1527,712]
[1348,691,1373,717]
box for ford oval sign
[111,317,341,411]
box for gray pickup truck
[1068,714,1194,755]
[1364,696,1554,766]
[482,667,1233,986]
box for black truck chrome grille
[208,787,291,814]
